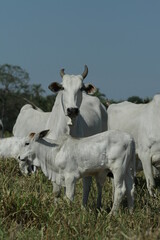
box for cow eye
[25,142,30,146]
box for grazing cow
[13,65,108,208]
[0,136,35,174]
[12,104,49,174]
[13,104,50,137]
[107,94,160,196]
[18,129,135,214]
[0,119,3,138]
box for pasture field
[0,158,160,240]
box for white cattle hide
[19,130,135,214]
[13,104,50,137]
[0,136,35,174]
[107,94,160,196]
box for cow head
[48,65,96,120]
[18,130,50,164]
[18,132,36,163]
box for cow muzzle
[67,107,79,118]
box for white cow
[13,104,50,137]
[18,129,135,214]
[13,65,108,208]
[0,136,35,174]
[12,104,49,174]
[107,94,160,196]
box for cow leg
[65,176,76,202]
[125,168,135,212]
[52,182,61,197]
[82,176,92,207]
[96,181,102,210]
[111,178,115,202]
[110,172,126,215]
[139,152,156,196]
[95,172,107,209]
[52,182,61,204]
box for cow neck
[46,92,70,140]
[69,116,84,138]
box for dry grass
[1,158,160,240]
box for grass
[1,158,160,239]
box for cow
[0,136,35,174]
[13,104,50,137]
[13,65,108,208]
[107,94,160,196]
[12,104,50,174]
[18,129,135,214]
[0,119,3,138]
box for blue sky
[0,0,160,100]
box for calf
[19,129,135,214]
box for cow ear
[39,129,50,139]
[83,84,97,95]
[33,130,49,141]
[48,82,64,92]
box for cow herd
[1,65,160,215]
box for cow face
[18,133,36,163]
[49,75,83,118]
[61,74,83,118]
[48,65,95,120]
[18,130,49,165]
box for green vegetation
[0,64,55,133]
[0,158,160,240]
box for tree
[93,88,108,108]
[0,64,30,132]
[127,96,151,104]
[0,64,30,93]
[0,64,57,133]
[30,84,45,98]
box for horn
[81,65,88,79]
[23,98,39,110]
[60,68,65,78]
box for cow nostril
[67,108,72,115]
[75,108,79,115]
[67,108,79,117]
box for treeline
[0,64,151,134]
[0,64,56,133]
